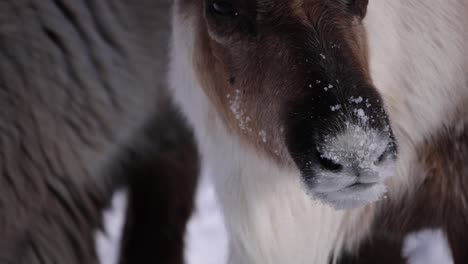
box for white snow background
[96,171,453,264]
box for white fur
[366,0,468,191]
[170,0,468,263]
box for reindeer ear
[344,0,369,18]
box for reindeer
[170,0,468,263]
[0,0,197,263]
[2,0,466,263]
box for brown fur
[118,104,199,264]
[185,0,374,165]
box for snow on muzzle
[285,95,397,209]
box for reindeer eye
[209,1,238,16]
[341,0,369,18]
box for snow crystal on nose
[330,104,342,112]
[317,124,390,169]
[354,108,369,123]
[349,96,364,104]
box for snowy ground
[96,172,453,264]
[95,170,228,264]
[96,190,128,264]
[184,169,228,264]
[403,229,454,264]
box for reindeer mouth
[313,181,386,210]
[346,182,377,189]
[301,147,396,210]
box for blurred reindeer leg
[118,101,199,264]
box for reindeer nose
[304,124,397,209]
[315,148,390,189]
[315,124,396,178]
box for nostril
[375,151,388,165]
[374,144,396,165]
[315,149,343,172]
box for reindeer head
[176,0,397,209]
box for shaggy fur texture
[0,0,198,263]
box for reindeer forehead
[184,0,345,17]
[237,0,337,14]
[239,0,328,6]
